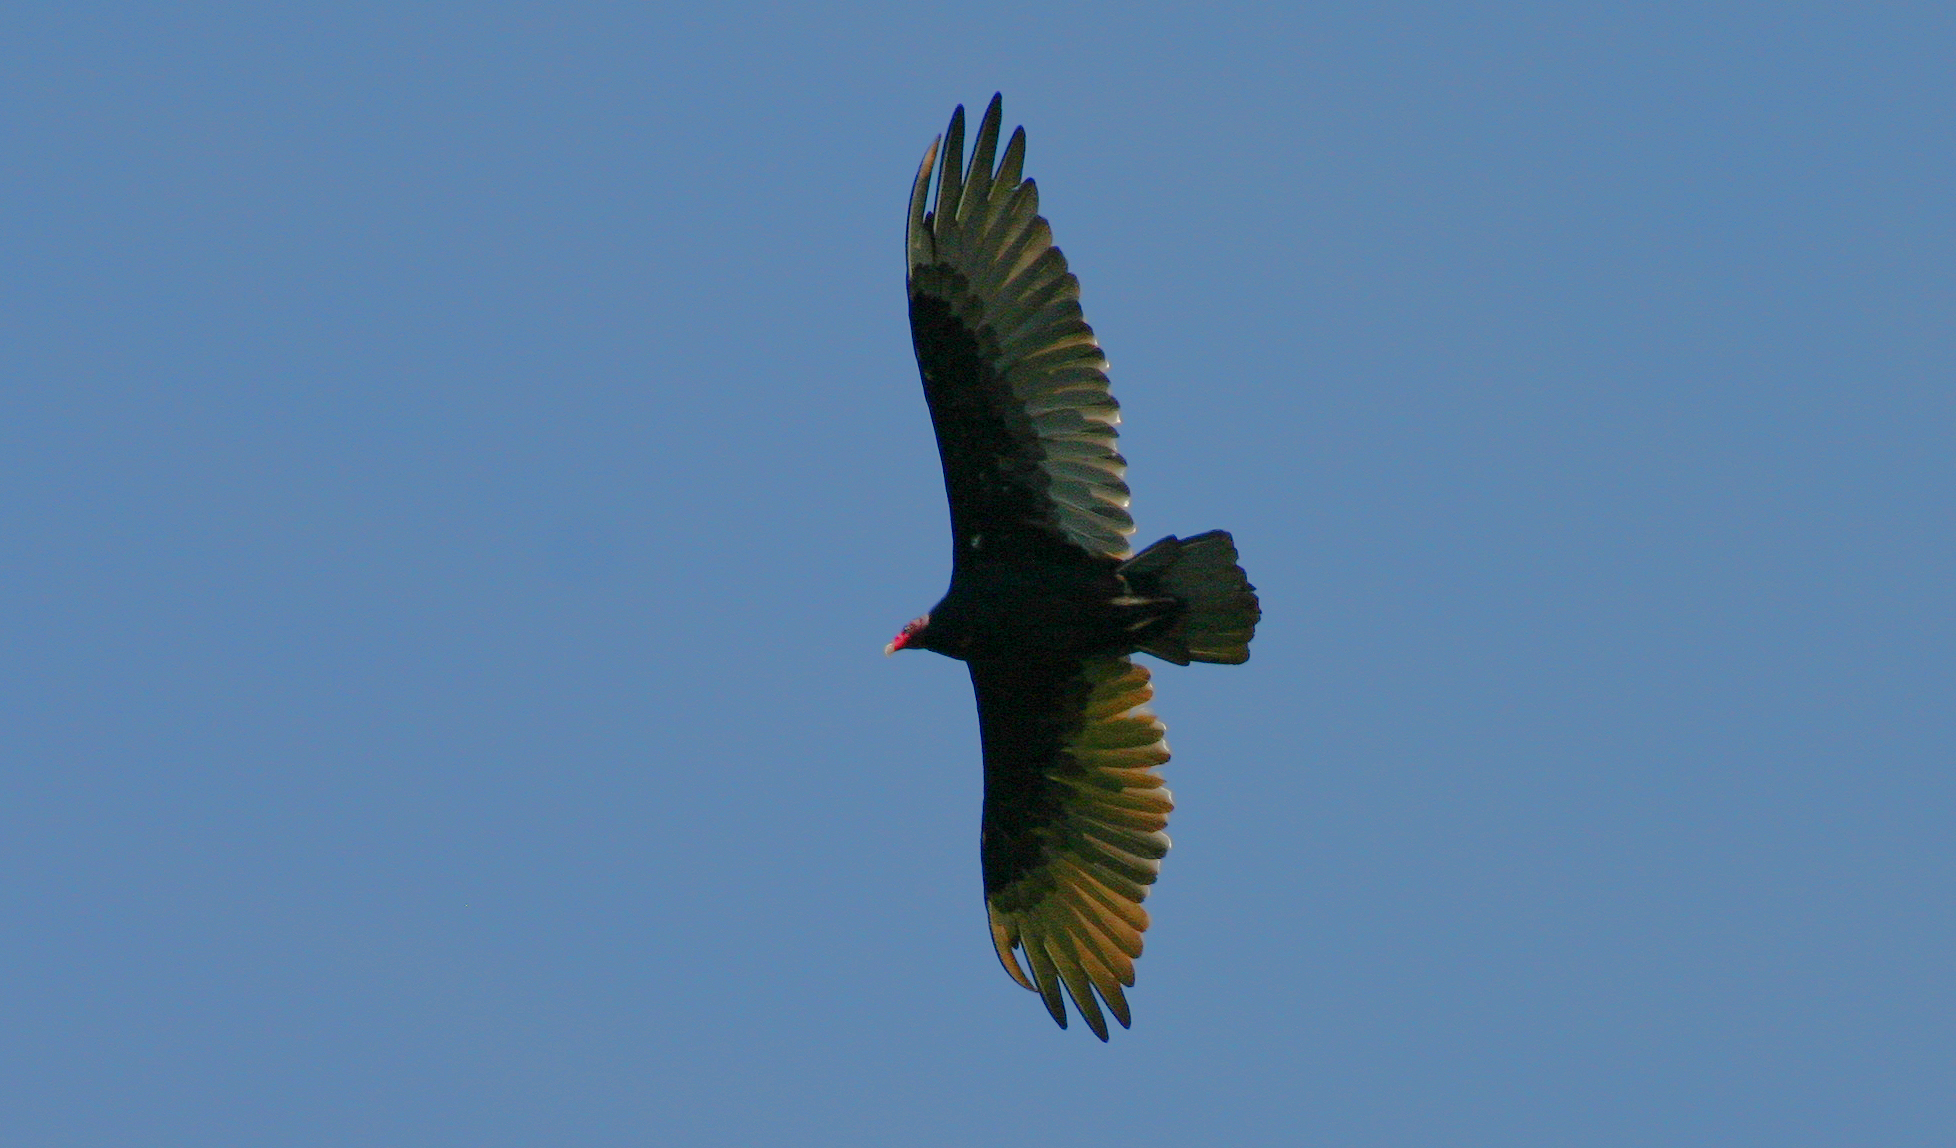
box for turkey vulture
[888,95,1260,1040]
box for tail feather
[1120,531,1260,665]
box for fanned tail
[1120,531,1260,665]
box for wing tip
[988,910,1038,992]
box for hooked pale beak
[885,614,928,656]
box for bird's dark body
[909,558,1162,663]
[891,96,1258,1039]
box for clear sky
[5,3,1950,1145]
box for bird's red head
[884,614,931,655]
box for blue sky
[4,3,1951,1145]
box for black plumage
[887,96,1260,1040]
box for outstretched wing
[969,654,1173,1040]
[907,95,1135,566]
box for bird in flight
[888,95,1261,1039]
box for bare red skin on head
[885,614,930,654]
